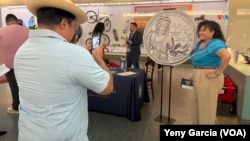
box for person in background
[91,22,109,60]
[71,24,82,44]
[18,19,24,26]
[0,14,29,113]
[91,22,109,51]
[190,20,231,124]
[70,25,92,51]
[14,0,113,140]
[126,22,142,69]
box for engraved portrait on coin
[143,10,197,66]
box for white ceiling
[0,0,226,6]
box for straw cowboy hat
[26,0,87,24]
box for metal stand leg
[154,65,175,124]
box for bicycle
[85,32,110,46]
[86,9,112,32]
[194,14,206,22]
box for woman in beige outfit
[190,20,231,124]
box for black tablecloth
[88,68,149,122]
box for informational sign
[143,10,197,66]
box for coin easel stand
[154,65,175,125]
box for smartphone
[92,32,101,49]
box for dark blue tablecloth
[88,68,149,122]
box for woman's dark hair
[197,20,225,42]
[71,25,83,43]
[92,22,105,33]
[18,19,24,26]
[36,7,76,27]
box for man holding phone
[14,0,113,140]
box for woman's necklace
[199,43,206,49]
[199,40,210,49]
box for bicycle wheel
[104,18,111,32]
[102,34,110,45]
[85,38,92,45]
[86,10,97,23]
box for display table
[87,68,149,122]
[105,46,148,68]
[224,52,250,123]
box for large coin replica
[143,10,197,66]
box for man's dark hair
[131,22,137,27]
[5,14,18,22]
[36,7,76,27]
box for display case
[224,49,250,123]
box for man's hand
[125,37,130,44]
[92,43,106,60]
[84,44,92,51]
[92,43,113,95]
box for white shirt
[14,29,109,141]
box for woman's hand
[188,74,193,81]
[205,71,220,79]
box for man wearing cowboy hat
[14,0,113,141]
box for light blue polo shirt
[190,39,226,67]
[14,29,109,141]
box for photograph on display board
[133,4,193,36]
[134,3,228,66]
[133,4,228,40]
[143,10,197,66]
